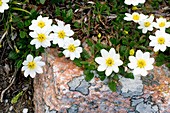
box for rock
[33,48,170,113]
[119,74,143,97]
[136,102,159,113]
[68,75,91,95]
[67,104,79,113]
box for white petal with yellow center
[63,38,82,60]
[51,20,74,47]
[21,54,45,78]
[138,15,154,34]
[128,50,154,76]
[29,28,52,49]
[153,17,170,31]
[95,48,123,76]
[124,12,148,23]
[29,15,52,31]
[149,30,170,52]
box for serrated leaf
[108,81,116,92]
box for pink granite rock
[34,48,170,113]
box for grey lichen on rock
[68,75,91,95]
[118,74,143,97]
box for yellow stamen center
[68,44,76,52]
[58,30,66,39]
[133,14,140,21]
[157,37,165,44]
[0,0,2,6]
[38,21,45,28]
[28,61,36,69]
[106,57,114,67]
[137,59,146,68]
[37,34,46,42]
[144,22,151,27]
[159,22,165,27]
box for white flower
[149,30,170,52]
[124,12,148,23]
[22,54,45,78]
[29,28,52,49]
[22,108,28,113]
[63,38,82,60]
[29,15,52,31]
[128,50,154,76]
[50,19,74,47]
[0,0,9,13]
[138,15,154,34]
[95,48,123,76]
[153,17,170,31]
[124,0,146,6]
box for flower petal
[95,57,105,65]
[26,54,33,62]
[97,65,107,71]
[101,49,109,58]
[105,67,113,76]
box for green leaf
[95,42,105,50]
[19,31,26,38]
[16,60,23,69]
[84,70,94,82]
[124,73,134,79]
[73,59,82,67]
[119,66,125,75]
[73,22,81,28]
[24,20,31,27]
[112,74,119,80]
[108,81,116,92]
[11,91,23,104]
[120,46,126,56]
[17,22,24,29]
[58,52,64,57]
[122,38,128,45]
[129,41,135,47]
[67,9,73,18]
[156,62,164,66]
[110,38,117,45]
[81,49,90,60]
[8,51,18,60]
[55,7,60,16]
[86,39,93,46]
[40,0,46,4]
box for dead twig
[0,30,8,44]
[0,68,18,102]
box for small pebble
[23,108,28,113]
